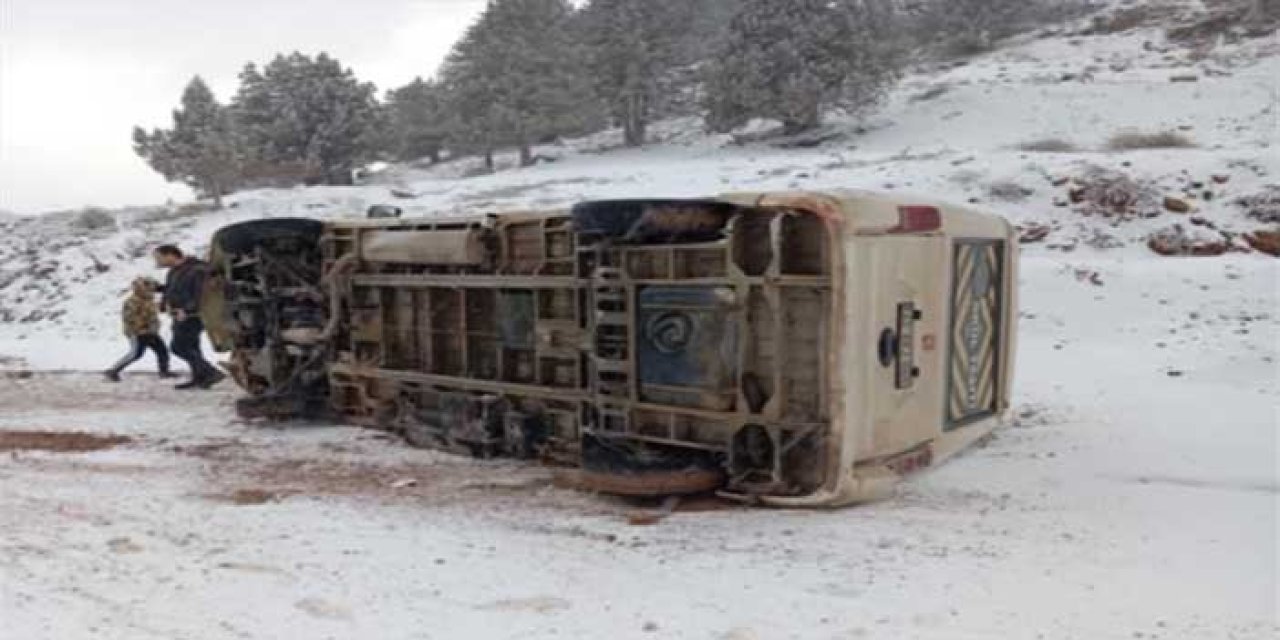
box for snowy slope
[0,255,1274,640]
[1,19,1277,365]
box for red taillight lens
[894,206,942,233]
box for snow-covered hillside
[1,12,1277,365]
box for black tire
[212,218,325,255]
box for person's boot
[158,370,178,379]
[198,369,228,389]
[103,370,121,382]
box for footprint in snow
[294,597,353,621]
[475,596,571,614]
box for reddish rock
[1244,230,1280,257]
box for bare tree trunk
[782,118,817,136]
[519,144,534,167]
[203,179,225,210]
[483,150,495,172]
[623,94,646,147]
[782,101,822,136]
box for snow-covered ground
[1,255,1275,640]
[1,8,1277,640]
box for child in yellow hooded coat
[104,278,174,381]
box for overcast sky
[0,0,489,214]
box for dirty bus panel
[204,192,1017,507]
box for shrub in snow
[1105,130,1197,151]
[71,208,117,232]
[1234,185,1280,223]
[1167,0,1280,43]
[1082,3,1164,36]
[1083,227,1125,250]
[987,181,1034,202]
[1067,166,1161,220]
[1018,138,1079,153]
[704,0,903,135]
[1147,224,1230,257]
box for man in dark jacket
[153,245,225,390]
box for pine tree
[439,0,597,168]
[704,0,902,135]
[918,0,1028,55]
[232,53,380,185]
[684,0,748,58]
[578,0,697,147]
[438,25,512,171]
[132,76,241,209]
[384,78,450,163]
[1252,0,1279,20]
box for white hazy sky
[0,0,489,214]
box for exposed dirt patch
[170,439,247,460]
[0,430,132,453]
[0,373,238,412]
[205,455,560,509]
[216,488,285,505]
[671,494,741,514]
[247,458,451,497]
[15,459,154,475]
[555,467,725,497]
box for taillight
[893,206,942,233]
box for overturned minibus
[203,191,1017,506]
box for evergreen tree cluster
[135,0,1073,207]
[134,52,379,205]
